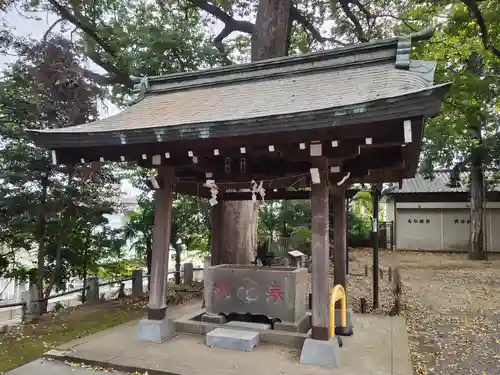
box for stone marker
[183,263,194,286]
[205,328,259,352]
[86,277,99,304]
[132,269,143,297]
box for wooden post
[372,184,380,309]
[332,188,347,307]
[310,157,329,341]
[210,202,223,266]
[147,167,174,321]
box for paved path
[4,297,413,375]
[45,299,412,375]
[4,360,128,375]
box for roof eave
[28,83,451,150]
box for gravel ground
[321,248,500,375]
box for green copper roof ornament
[127,76,150,106]
[395,27,435,70]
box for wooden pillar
[147,168,174,320]
[372,184,380,309]
[345,197,350,275]
[332,188,347,293]
[210,201,224,266]
[310,157,329,341]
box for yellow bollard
[329,284,347,338]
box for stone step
[225,321,271,330]
[205,328,259,352]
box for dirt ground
[343,248,500,375]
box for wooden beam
[310,157,329,341]
[54,117,415,166]
[219,188,361,201]
[173,146,405,182]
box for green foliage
[258,199,311,238]
[403,1,500,177]
[52,301,66,312]
[347,211,371,247]
[98,259,143,280]
[0,37,123,298]
[290,226,312,255]
[121,169,211,276]
[122,196,154,261]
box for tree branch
[81,68,113,86]
[42,18,64,42]
[462,0,500,58]
[189,0,253,34]
[47,0,115,56]
[46,0,134,88]
[189,0,254,62]
[214,26,234,65]
[338,0,369,42]
[84,50,133,88]
[290,7,347,46]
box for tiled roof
[27,28,450,150]
[384,171,500,194]
[37,62,438,134]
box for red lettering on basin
[266,281,284,302]
[213,280,231,298]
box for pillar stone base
[299,337,340,368]
[136,318,175,343]
[335,307,354,335]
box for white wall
[393,201,498,252]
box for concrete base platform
[45,300,414,375]
[174,308,309,348]
[206,328,259,352]
[274,312,311,333]
[136,317,175,343]
[226,321,271,330]
[201,312,227,324]
[299,338,340,368]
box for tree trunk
[81,231,90,303]
[469,149,486,260]
[219,0,292,265]
[36,173,49,313]
[467,52,486,261]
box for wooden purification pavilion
[29,28,449,343]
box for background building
[383,172,500,252]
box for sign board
[288,250,305,258]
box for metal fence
[0,264,203,328]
